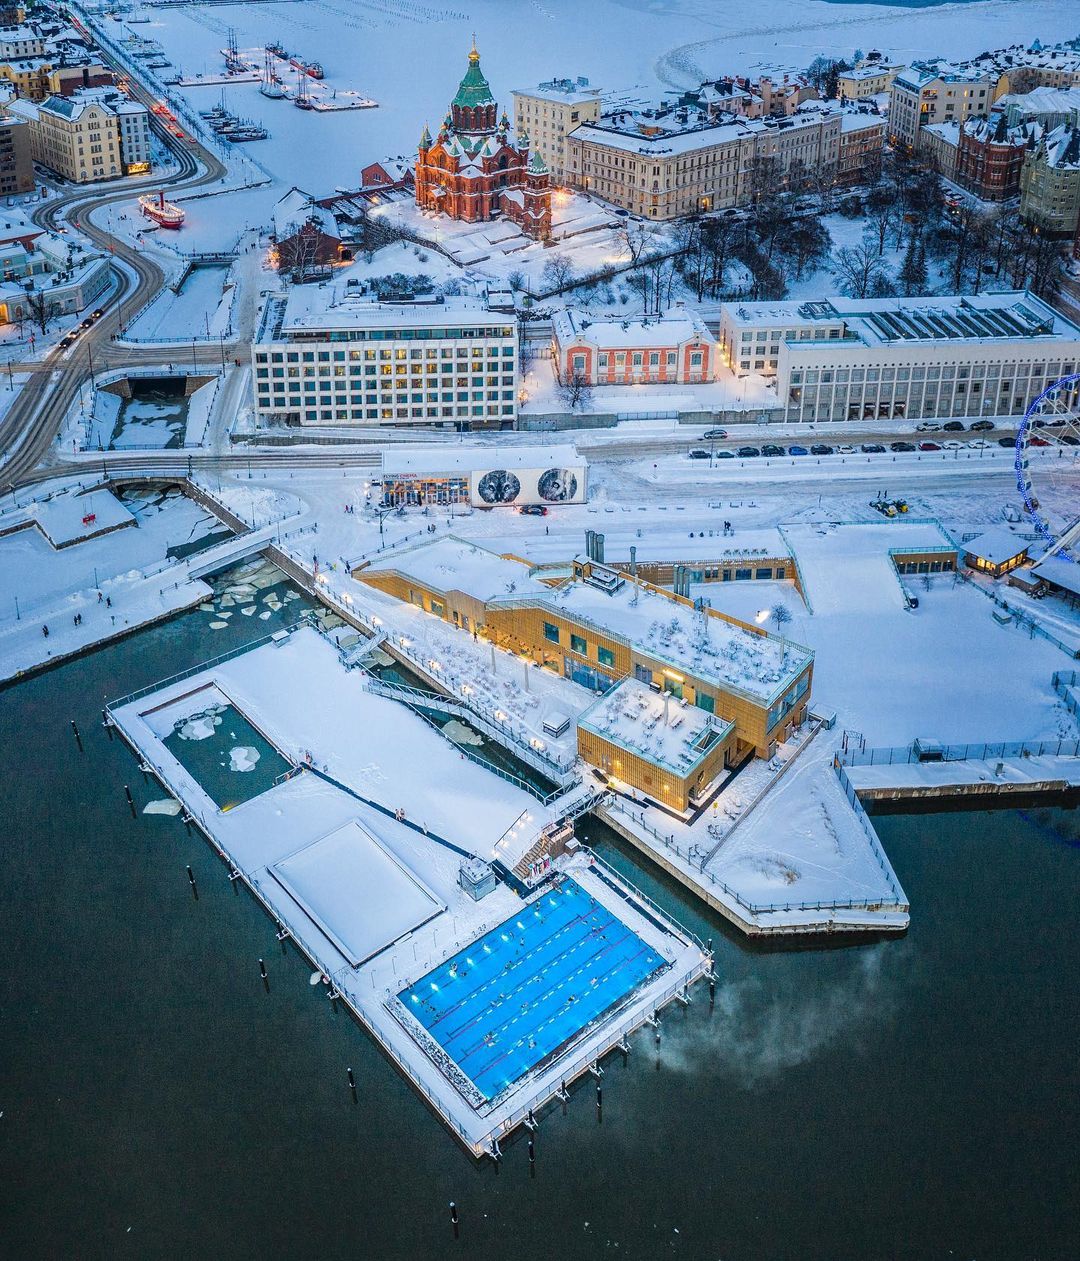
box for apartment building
[551,307,716,385]
[0,114,32,193]
[5,87,150,180]
[998,85,1080,130]
[922,113,1035,200]
[692,74,818,120]
[720,292,1080,424]
[1019,123,1080,234]
[836,112,884,182]
[511,77,601,183]
[357,541,814,762]
[888,65,996,152]
[252,288,518,429]
[566,105,852,219]
[837,58,904,101]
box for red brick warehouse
[414,41,552,240]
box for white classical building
[720,292,1080,423]
[252,287,518,428]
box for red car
[1028,436,1050,447]
[918,440,941,452]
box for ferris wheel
[1014,372,1080,565]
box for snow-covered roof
[513,79,601,107]
[963,529,1030,564]
[721,291,1080,345]
[364,537,549,602]
[569,117,750,158]
[534,575,812,704]
[578,677,733,776]
[553,307,714,350]
[271,287,515,337]
[839,112,885,134]
[381,445,582,476]
[1032,554,1080,595]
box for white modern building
[379,444,587,507]
[719,292,1080,423]
[252,287,519,429]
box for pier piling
[348,1067,357,1104]
[259,958,269,992]
[70,719,83,752]
[449,1201,459,1240]
[124,784,136,818]
[596,1082,602,1121]
[186,865,198,900]
[528,1136,535,1173]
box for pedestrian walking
[97,591,103,603]
[105,596,111,607]
[42,624,49,638]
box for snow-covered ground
[126,263,235,342]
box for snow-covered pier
[841,739,1080,805]
[107,627,709,1157]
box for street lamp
[191,339,198,375]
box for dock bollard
[449,1201,459,1240]
[186,865,198,900]
[347,1067,357,1104]
[259,958,269,992]
[70,719,83,753]
[124,785,136,818]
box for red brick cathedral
[415,42,551,241]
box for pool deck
[108,630,708,1156]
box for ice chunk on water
[209,621,228,630]
[229,746,261,773]
[144,798,182,816]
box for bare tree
[25,289,58,336]
[832,230,889,298]
[557,369,593,413]
[540,253,575,294]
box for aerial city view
[1,0,1078,1256]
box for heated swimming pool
[399,877,668,1102]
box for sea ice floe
[143,799,182,816]
[241,605,257,616]
[229,746,261,773]
[209,621,229,630]
[442,719,484,747]
[177,710,223,740]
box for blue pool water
[400,878,668,1102]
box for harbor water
[1,571,1077,1259]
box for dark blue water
[1,581,1078,1259]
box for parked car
[810,443,834,455]
[788,445,809,456]
[715,449,735,458]
[919,440,942,451]
[915,421,938,432]
[688,448,712,460]
[941,439,962,450]
[942,420,966,431]
[970,419,994,431]
[703,427,728,440]
[737,446,761,458]
[1062,434,1080,446]
[762,444,785,457]
[861,442,886,453]
[890,441,916,452]
[997,436,1015,447]
[1029,436,1050,447]
[519,504,547,516]
[837,444,856,454]
[966,439,991,449]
